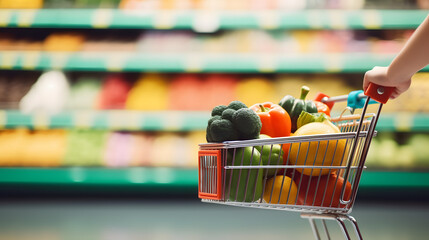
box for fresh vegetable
[255,134,284,177]
[296,112,330,129]
[296,172,351,208]
[314,101,331,116]
[263,175,298,204]
[226,147,263,202]
[289,118,348,176]
[279,86,318,132]
[249,102,291,138]
[206,101,262,143]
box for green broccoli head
[228,101,248,111]
[211,105,228,116]
[232,108,261,140]
[206,101,262,143]
[209,118,239,143]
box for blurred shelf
[0,110,209,131]
[0,168,428,192]
[2,51,429,73]
[2,110,429,132]
[376,113,429,132]
[0,9,427,30]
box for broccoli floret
[221,109,236,121]
[211,105,228,116]
[232,108,261,140]
[209,119,239,142]
[206,101,262,143]
[228,101,248,110]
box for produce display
[2,0,426,9]
[0,129,204,168]
[0,29,413,55]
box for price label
[307,11,323,29]
[109,111,140,131]
[0,10,12,27]
[258,11,280,29]
[395,113,412,132]
[17,10,36,27]
[154,11,176,29]
[50,53,69,70]
[74,111,94,129]
[163,112,183,131]
[185,54,203,72]
[128,168,148,184]
[0,110,6,129]
[0,52,17,69]
[329,11,347,29]
[362,10,381,29]
[106,53,127,72]
[70,167,85,183]
[92,9,112,28]
[258,54,276,73]
[325,54,343,72]
[22,51,40,70]
[33,113,49,130]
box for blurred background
[0,0,429,239]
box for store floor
[0,198,428,240]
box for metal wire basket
[197,83,393,240]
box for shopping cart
[197,83,394,240]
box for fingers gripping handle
[364,83,395,104]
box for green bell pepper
[279,86,318,132]
[225,147,263,202]
[254,134,284,177]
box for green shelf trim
[0,168,428,190]
[2,51,429,73]
[0,110,210,131]
[376,113,429,132]
[360,171,429,188]
[0,167,197,187]
[0,9,427,30]
[2,111,429,132]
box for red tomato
[294,172,352,208]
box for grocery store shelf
[0,9,427,30]
[2,110,429,132]
[0,110,209,131]
[0,167,428,192]
[2,51,429,73]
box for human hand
[363,66,411,99]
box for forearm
[387,15,429,83]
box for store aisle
[0,199,428,240]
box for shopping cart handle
[364,83,395,104]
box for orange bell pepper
[250,102,291,138]
[250,102,292,165]
[314,101,331,117]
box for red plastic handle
[314,92,334,110]
[364,83,395,104]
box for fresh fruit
[263,175,298,205]
[296,173,352,208]
[289,119,348,176]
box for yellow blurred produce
[0,0,43,9]
[236,77,276,106]
[44,33,85,52]
[21,130,66,167]
[0,129,29,166]
[126,73,169,110]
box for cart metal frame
[198,85,392,240]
